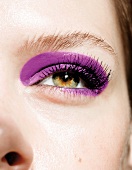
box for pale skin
[0,0,131,170]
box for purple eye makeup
[20,52,111,97]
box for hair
[114,1,132,168]
[114,0,132,107]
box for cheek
[17,89,130,170]
[72,116,129,170]
[52,114,129,170]
[23,103,130,170]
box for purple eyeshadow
[20,52,110,96]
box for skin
[0,0,131,169]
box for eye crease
[20,52,111,97]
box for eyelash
[20,52,111,101]
[34,61,110,96]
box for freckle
[75,154,82,163]
[78,158,82,162]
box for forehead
[0,0,118,49]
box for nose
[0,115,33,170]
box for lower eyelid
[25,85,96,106]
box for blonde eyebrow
[17,31,116,57]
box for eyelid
[20,51,111,100]
[20,52,110,85]
[24,85,96,106]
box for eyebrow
[17,31,116,57]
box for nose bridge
[0,114,33,170]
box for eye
[40,71,86,88]
[20,52,111,97]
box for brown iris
[52,72,80,88]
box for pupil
[62,72,72,82]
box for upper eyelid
[20,51,111,90]
[16,31,117,58]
